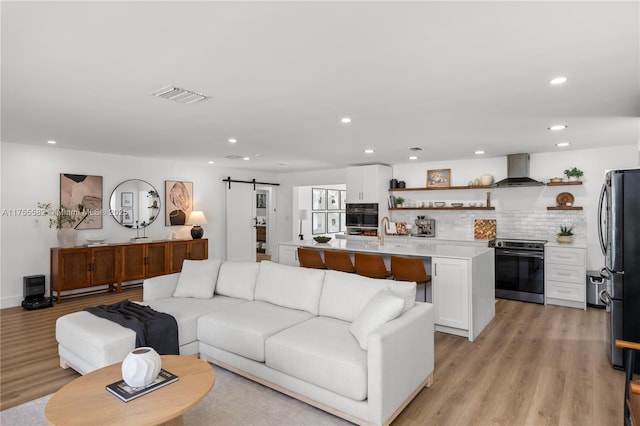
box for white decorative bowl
[479,174,494,186]
[121,347,161,388]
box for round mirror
[109,180,161,228]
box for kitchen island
[278,238,495,341]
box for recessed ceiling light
[208,161,214,164]
[474,150,485,155]
[228,138,237,144]
[556,142,571,147]
[47,140,56,145]
[550,76,567,85]
[409,156,418,160]
[548,124,568,131]
[364,149,375,154]
[243,157,250,161]
[341,117,351,124]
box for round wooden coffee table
[45,355,215,426]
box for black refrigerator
[598,168,640,369]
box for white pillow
[349,288,404,350]
[173,259,221,298]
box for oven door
[495,248,545,304]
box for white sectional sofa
[56,260,435,426]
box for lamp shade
[298,209,308,220]
[186,211,208,225]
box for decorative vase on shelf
[479,174,494,186]
[57,228,77,248]
[121,347,162,388]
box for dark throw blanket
[85,300,179,355]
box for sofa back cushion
[215,261,261,300]
[319,270,416,322]
[254,261,325,315]
[173,259,222,299]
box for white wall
[0,142,276,307]
[391,145,638,270]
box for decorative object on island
[60,173,103,230]
[165,180,193,226]
[557,225,574,243]
[186,211,207,239]
[121,347,162,388]
[563,167,584,182]
[427,169,451,187]
[298,209,307,240]
[313,235,332,243]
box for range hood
[493,153,544,187]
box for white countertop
[544,239,588,249]
[280,238,493,260]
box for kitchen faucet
[378,216,390,246]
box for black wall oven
[345,203,378,228]
[490,238,546,304]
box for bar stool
[297,247,326,269]
[390,255,431,302]
[354,252,391,279]
[324,250,355,273]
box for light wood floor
[0,291,625,425]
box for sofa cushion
[197,301,314,362]
[349,288,405,350]
[173,259,222,299]
[146,295,245,346]
[265,316,368,401]
[318,270,416,322]
[254,261,325,315]
[215,261,261,300]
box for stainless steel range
[488,238,547,304]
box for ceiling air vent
[150,85,208,104]
[224,155,244,160]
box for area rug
[0,365,352,426]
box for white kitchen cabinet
[432,257,469,333]
[545,245,586,310]
[345,165,392,204]
[278,244,299,266]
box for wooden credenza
[50,239,208,302]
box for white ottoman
[56,311,136,375]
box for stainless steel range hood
[493,153,544,187]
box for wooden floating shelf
[390,207,495,211]
[547,206,583,210]
[546,181,583,186]
[389,185,493,191]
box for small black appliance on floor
[21,274,53,310]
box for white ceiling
[2,1,639,173]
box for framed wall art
[312,212,326,235]
[340,190,346,210]
[427,169,451,188]
[121,192,133,207]
[327,189,340,210]
[327,212,340,233]
[256,193,266,208]
[165,180,193,226]
[312,188,326,210]
[60,173,103,229]
[122,209,133,225]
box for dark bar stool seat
[324,250,355,273]
[390,255,431,302]
[297,247,326,269]
[354,252,391,279]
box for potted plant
[38,202,92,247]
[557,225,574,243]
[563,167,584,182]
[395,196,405,207]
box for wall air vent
[224,155,245,160]
[150,85,208,104]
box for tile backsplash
[391,210,586,241]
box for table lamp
[186,211,208,239]
[298,209,308,240]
